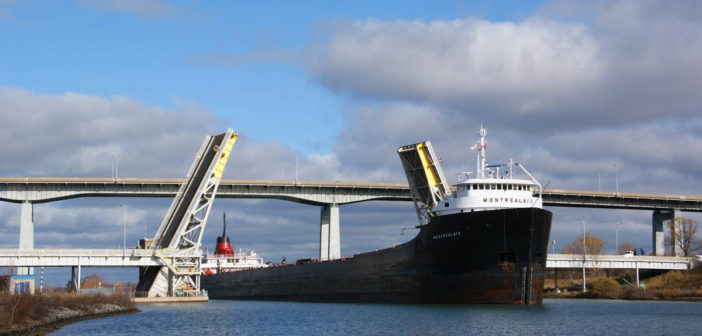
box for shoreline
[545,294,702,302]
[544,291,702,302]
[1,306,139,336]
[0,295,141,336]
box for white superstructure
[201,249,269,274]
[433,126,543,216]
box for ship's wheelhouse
[434,178,542,215]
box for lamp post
[581,219,587,292]
[120,205,127,257]
[552,239,556,255]
[616,222,623,254]
[614,163,619,194]
[111,154,118,180]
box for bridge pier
[17,201,34,276]
[320,204,340,260]
[70,263,82,291]
[652,209,681,256]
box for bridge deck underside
[1,179,701,211]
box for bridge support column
[652,209,681,256]
[320,204,340,261]
[17,201,34,276]
[70,263,82,291]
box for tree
[81,274,107,289]
[560,232,606,255]
[666,217,701,257]
[618,242,635,254]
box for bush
[589,278,621,298]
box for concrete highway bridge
[3,249,693,271]
[2,177,702,260]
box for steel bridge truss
[139,129,237,297]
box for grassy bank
[545,267,702,301]
[0,292,138,335]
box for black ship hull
[201,207,552,304]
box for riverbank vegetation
[545,267,702,301]
[0,292,137,335]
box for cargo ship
[201,127,552,304]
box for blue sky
[1,0,702,286]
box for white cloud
[0,87,217,178]
[308,18,602,123]
[307,1,702,131]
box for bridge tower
[136,129,238,297]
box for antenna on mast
[471,125,488,178]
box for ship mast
[473,125,488,178]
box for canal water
[50,299,702,335]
